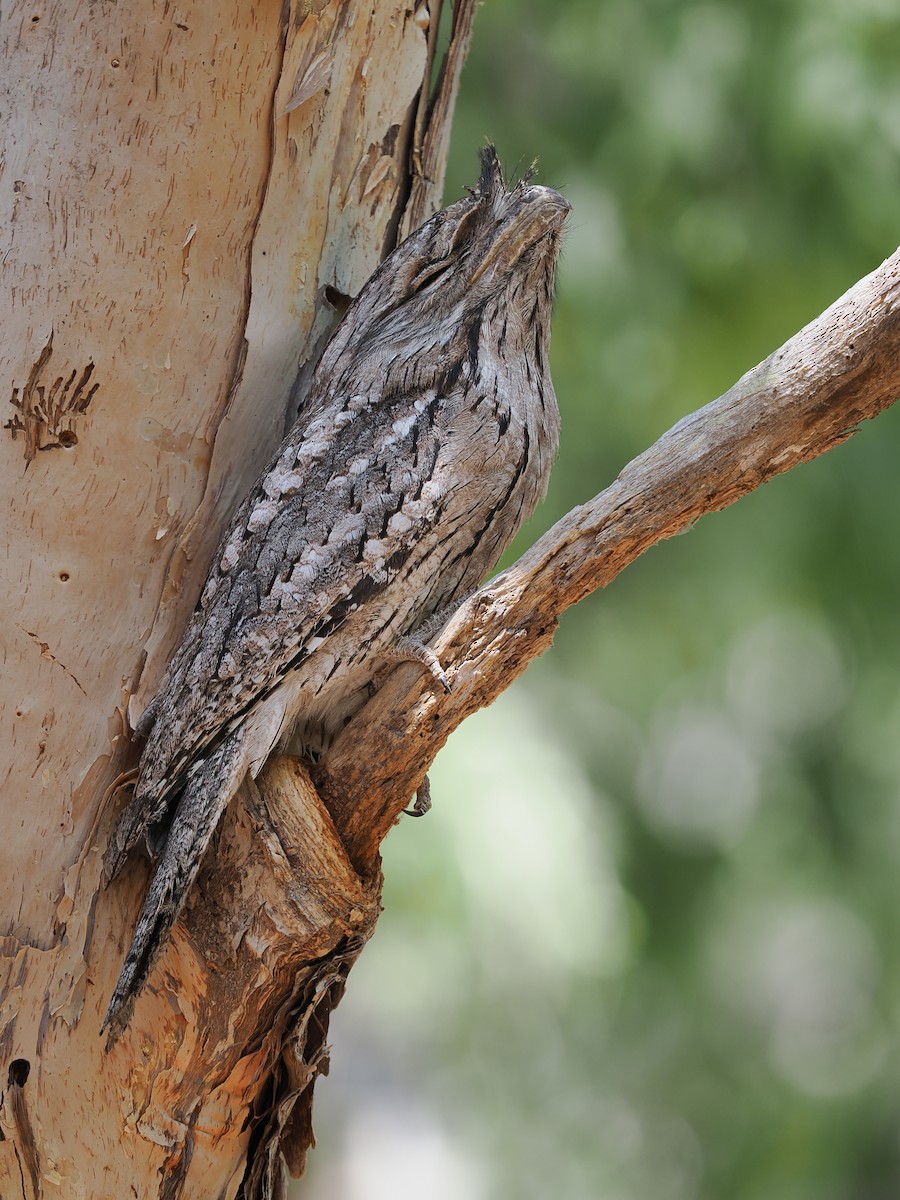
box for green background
[304,3,900,1197]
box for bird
[103,146,569,1036]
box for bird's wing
[136,384,460,813]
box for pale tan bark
[0,0,474,1195]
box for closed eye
[450,205,480,252]
[410,258,454,292]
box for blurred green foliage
[304,3,900,1198]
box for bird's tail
[103,729,248,1042]
[102,783,153,885]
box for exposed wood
[316,243,900,873]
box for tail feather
[102,788,153,885]
[103,695,166,885]
[103,730,248,1041]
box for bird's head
[390,145,570,307]
[319,146,570,377]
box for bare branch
[318,244,900,872]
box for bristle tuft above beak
[477,144,505,199]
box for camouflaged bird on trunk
[103,147,569,1036]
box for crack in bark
[17,626,88,700]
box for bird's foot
[379,636,452,693]
[403,774,433,817]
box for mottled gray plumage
[103,148,568,1035]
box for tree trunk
[0,1,474,1195]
